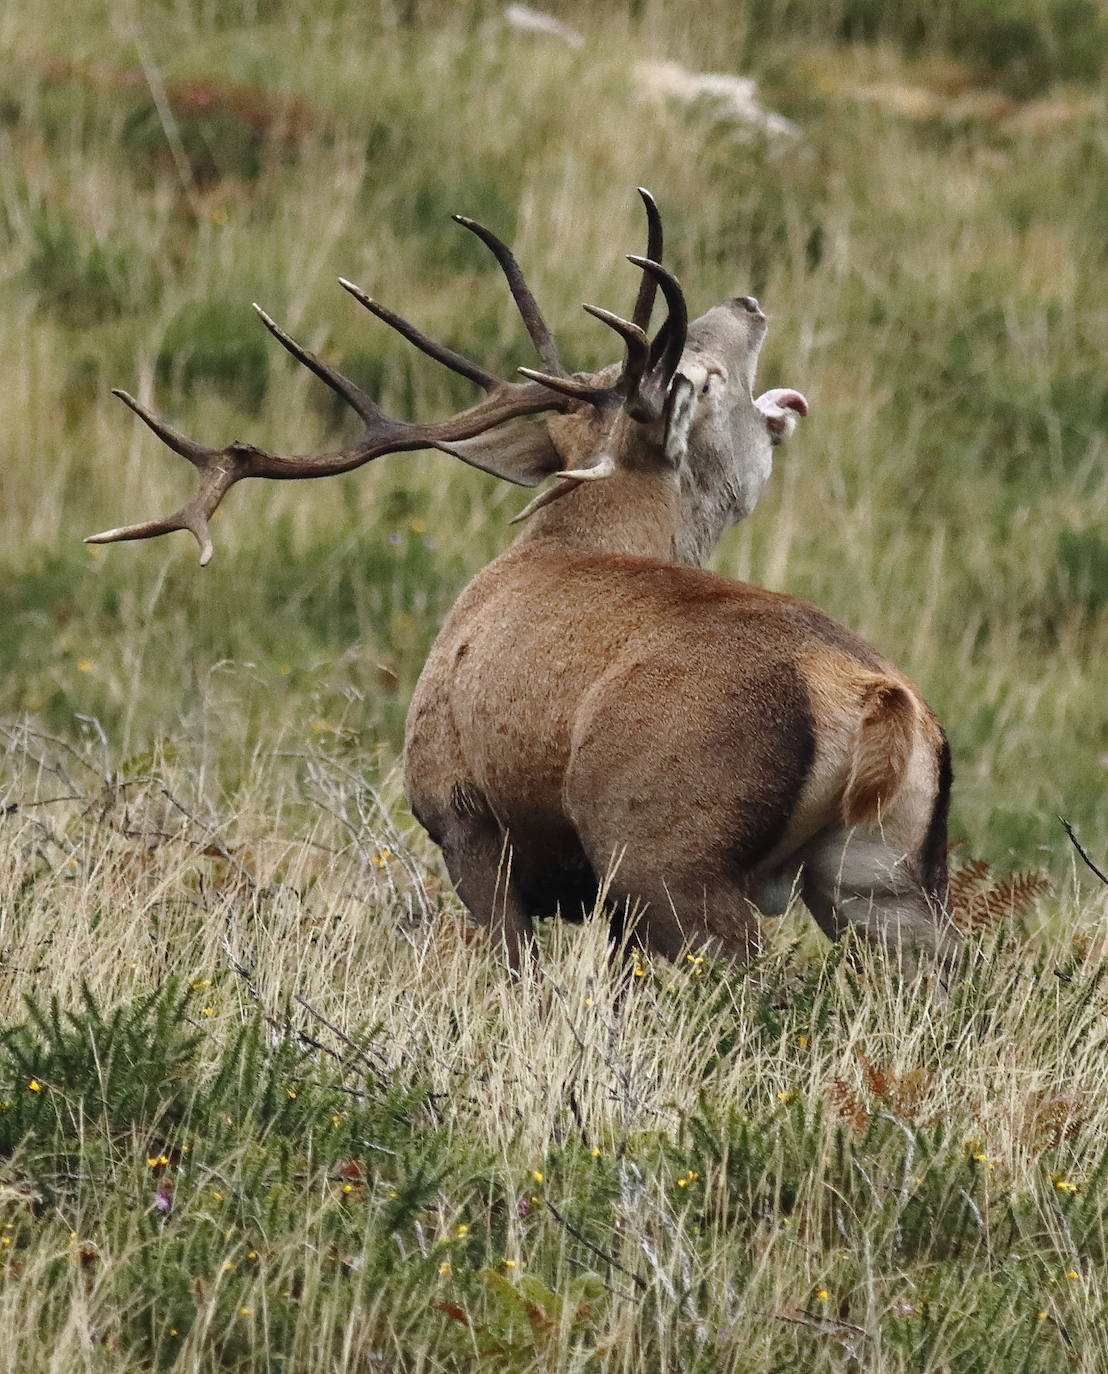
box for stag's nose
[736,295,762,316]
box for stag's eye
[699,366,726,398]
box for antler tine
[338,277,499,391]
[627,256,688,388]
[631,188,663,333]
[581,304,650,401]
[453,215,564,376]
[516,366,611,405]
[86,392,243,564]
[521,301,651,412]
[253,304,381,425]
[86,513,216,565]
[109,388,220,469]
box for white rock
[504,4,585,49]
[635,59,798,139]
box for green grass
[0,0,1106,1367]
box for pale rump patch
[841,677,917,825]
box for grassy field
[1,0,1107,1368]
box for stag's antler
[88,191,679,563]
[89,305,566,565]
[517,256,687,422]
[505,255,690,522]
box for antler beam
[89,192,682,563]
[85,222,583,564]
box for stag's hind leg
[799,826,959,978]
[418,788,536,974]
[600,858,764,965]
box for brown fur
[407,481,959,976]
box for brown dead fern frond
[947,857,991,912]
[828,1078,869,1132]
[830,1055,937,1132]
[1025,1092,1088,1151]
[948,856,1050,936]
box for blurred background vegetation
[1,0,1105,869]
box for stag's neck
[671,483,734,567]
[673,435,771,567]
[515,469,684,561]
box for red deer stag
[89,192,959,978]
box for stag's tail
[841,677,918,826]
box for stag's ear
[663,371,699,467]
[435,421,564,487]
[754,388,809,446]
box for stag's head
[666,295,808,564]
[87,190,805,569]
[403,192,807,565]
